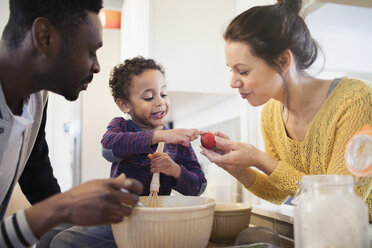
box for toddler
[101,56,207,196]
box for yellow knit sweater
[247,77,372,220]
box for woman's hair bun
[277,0,302,15]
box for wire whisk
[145,142,164,207]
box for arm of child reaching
[151,129,201,147]
[101,117,155,162]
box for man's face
[49,11,102,101]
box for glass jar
[345,124,372,177]
[292,175,368,248]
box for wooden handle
[150,142,164,192]
[155,142,164,153]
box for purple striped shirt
[101,118,207,196]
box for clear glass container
[345,124,372,177]
[292,175,369,248]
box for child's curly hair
[109,56,165,102]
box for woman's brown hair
[224,0,319,108]
[224,0,318,74]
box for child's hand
[148,152,181,179]
[153,129,201,146]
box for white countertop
[251,203,294,224]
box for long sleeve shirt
[248,77,372,220]
[101,118,207,196]
[0,210,38,248]
[0,84,60,247]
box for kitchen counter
[250,204,294,248]
[207,204,372,248]
[207,241,235,247]
[206,204,294,248]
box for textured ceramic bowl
[112,195,216,248]
[210,202,252,242]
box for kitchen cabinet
[305,2,372,78]
[121,0,237,95]
[304,0,372,13]
[151,0,235,94]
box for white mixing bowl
[112,195,216,248]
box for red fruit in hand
[201,132,216,150]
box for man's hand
[25,174,143,238]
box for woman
[200,0,372,220]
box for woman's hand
[148,152,181,179]
[210,130,232,155]
[201,135,279,176]
[200,136,258,174]
[213,130,231,140]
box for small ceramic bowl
[210,202,252,242]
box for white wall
[80,28,122,182]
[45,94,77,191]
[152,0,235,94]
[120,0,237,94]
[174,95,240,129]
[306,3,372,81]
[121,0,151,60]
[0,1,9,33]
[235,0,276,13]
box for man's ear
[31,17,60,56]
[116,99,131,113]
[277,49,292,73]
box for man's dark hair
[2,0,103,49]
[109,56,165,102]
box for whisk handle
[156,142,164,153]
[150,173,160,192]
[149,142,163,192]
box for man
[0,0,143,247]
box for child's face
[125,69,170,130]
